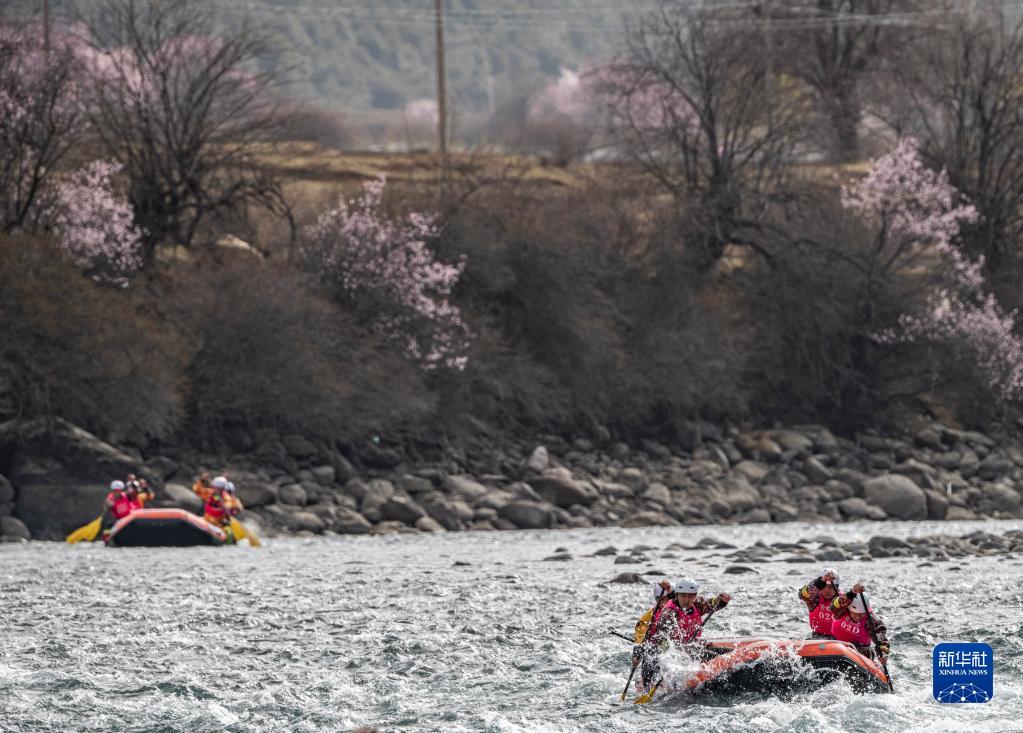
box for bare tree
[767,0,910,161]
[0,24,84,233]
[604,3,807,271]
[887,7,1023,293]
[81,0,291,260]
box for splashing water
[2,520,1021,732]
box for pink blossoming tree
[0,23,143,283]
[303,178,470,370]
[0,24,84,233]
[845,137,1023,400]
[47,160,145,281]
[76,0,288,258]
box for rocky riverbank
[2,417,1023,542]
[599,528,1023,584]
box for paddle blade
[633,681,661,705]
[230,517,261,547]
[66,516,102,544]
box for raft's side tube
[107,508,228,547]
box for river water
[2,520,1022,732]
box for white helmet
[652,582,671,600]
[673,578,698,595]
[225,481,236,493]
[850,595,867,614]
[211,476,228,489]
[110,480,125,490]
[820,568,840,586]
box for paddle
[860,592,894,693]
[620,664,638,702]
[634,605,719,705]
[66,516,103,544]
[229,516,262,547]
[623,590,674,703]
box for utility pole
[43,0,51,55]
[763,0,773,131]
[434,0,448,177]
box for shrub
[0,233,182,441]
[301,177,470,370]
[433,177,749,437]
[167,259,430,447]
[748,138,1023,428]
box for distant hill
[15,0,651,115]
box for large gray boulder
[770,502,800,522]
[474,490,514,511]
[641,482,672,507]
[837,497,870,519]
[863,474,928,520]
[738,508,771,524]
[358,479,395,522]
[924,489,949,520]
[415,516,445,532]
[618,467,647,493]
[305,503,336,525]
[14,472,107,541]
[498,500,553,529]
[288,510,326,533]
[528,471,597,508]
[718,475,762,513]
[341,478,370,501]
[525,446,549,473]
[14,418,140,481]
[733,460,769,483]
[6,419,148,540]
[143,456,178,482]
[0,516,30,540]
[232,478,278,508]
[982,483,1022,514]
[443,475,489,502]
[161,483,204,514]
[334,509,372,534]
[802,457,833,484]
[381,496,427,524]
[324,450,355,484]
[310,465,336,486]
[450,499,475,522]
[279,484,308,506]
[978,457,1015,481]
[772,429,814,453]
[399,474,433,495]
[421,495,462,531]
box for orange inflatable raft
[105,508,229,547]
[635,637,892,700]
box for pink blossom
[529,68,592,124]
[842,137,982,290]
[47,160,144,281]
[593,63,701,133]
[0,23,85,231]
[302,178,470,370]
[853,137,1023,399]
